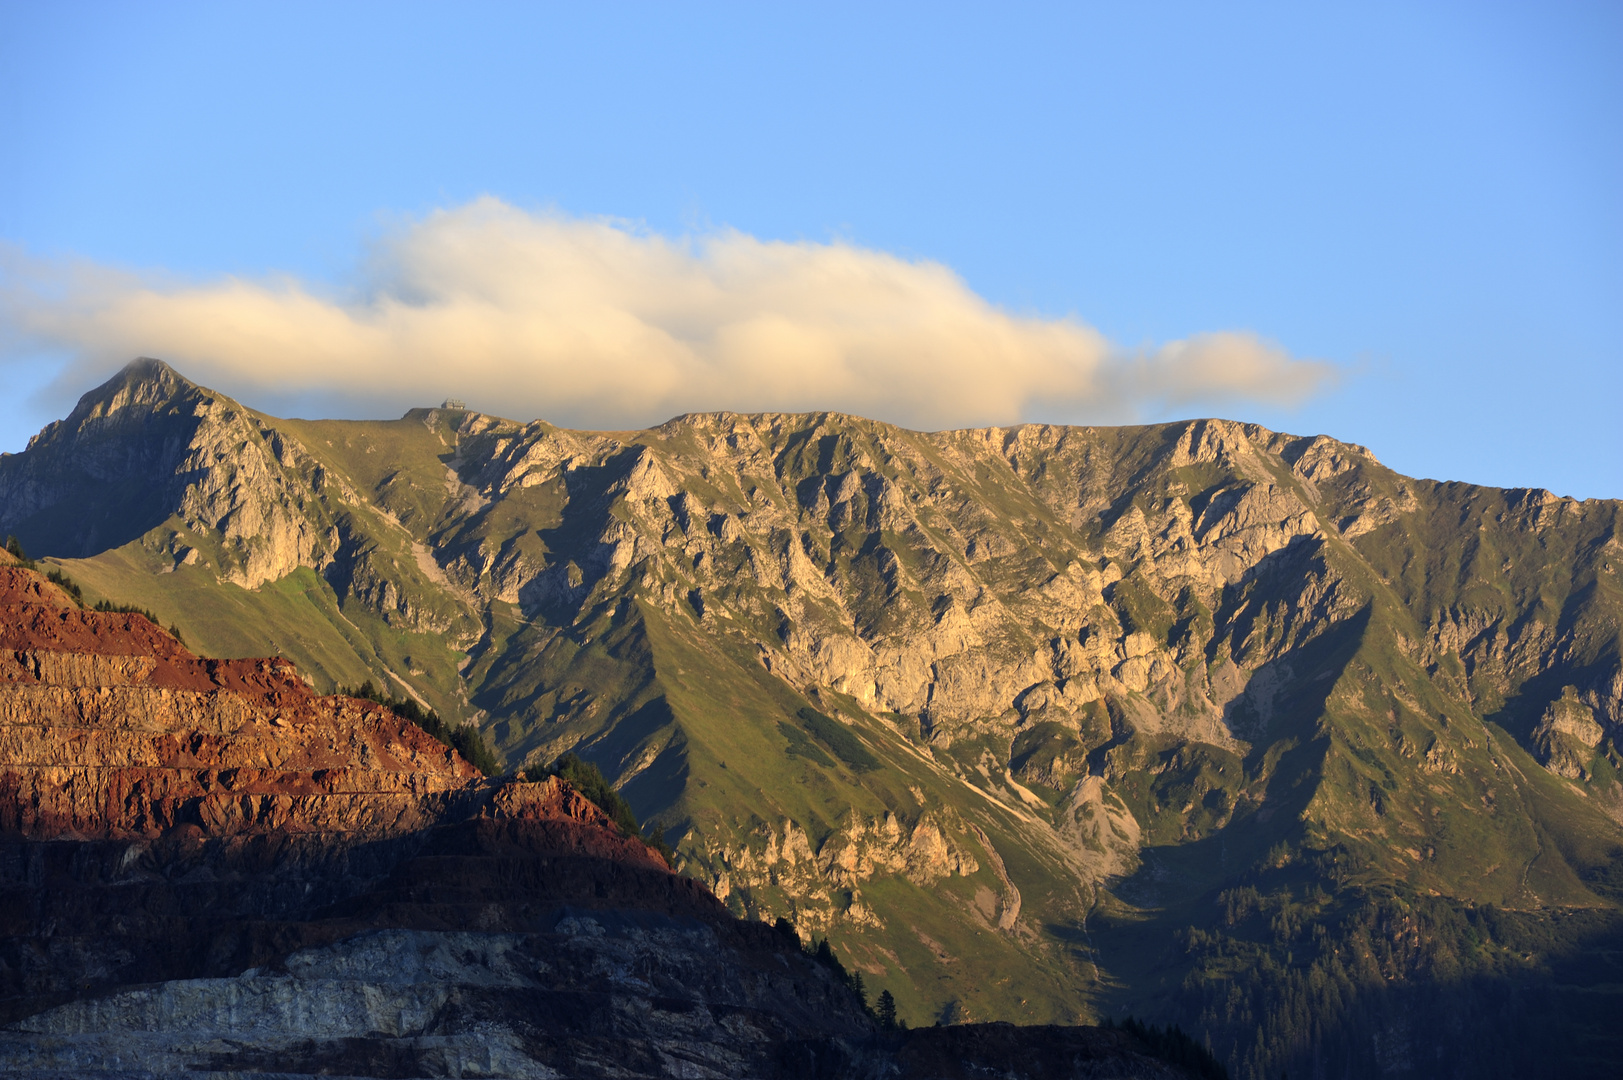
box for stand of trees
[344,679,500,776]
[4,539,187,644]
[525,753,677,864]
[1164,884,1623,1080]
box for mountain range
[3,358,1621,1078]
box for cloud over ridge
[3,198,1334,431]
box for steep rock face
[0,360,332,587]
[0,360,478,640]
[0,557,1192,1079]
[704,811,980,930]
[445,410,1361,755]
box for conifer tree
[876,989,897,1030]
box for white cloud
[1,198,1335,431]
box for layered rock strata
[0,563,484,840]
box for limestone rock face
[1533,690,1608,780]
[0,360,477,633]
[0,360,331,587]
[704,812,981,933]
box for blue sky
[2,2,1619,497]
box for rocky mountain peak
[0,358,354,585]
[20,357,219,464]
[0,359,252,559]
[57,356,202,428]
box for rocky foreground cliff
[0,553,1201,1079]
[3,359,1622,1078]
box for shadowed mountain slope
[4,359,1622,1077]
